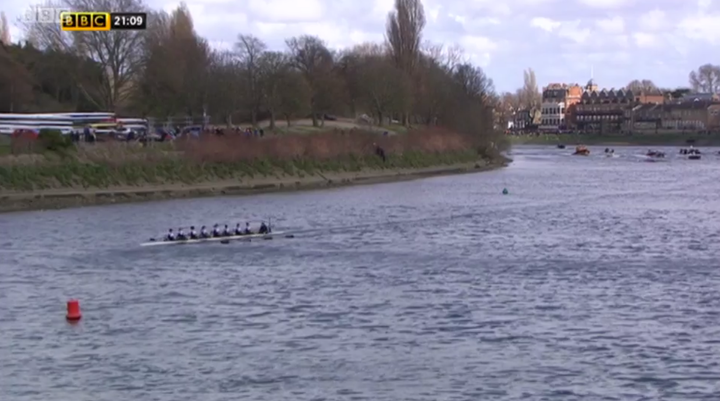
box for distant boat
[557,144,566,149]
[573,145,590,156]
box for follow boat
[573,145,590,156]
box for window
[561,108,565,114]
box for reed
[0,128,485,191]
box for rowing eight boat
[140,231,284,247]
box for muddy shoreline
[0,160,508,214]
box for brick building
[540,83,583,130]
[574,82,634,133]
[662,101,718,130]
[630,100,720,132]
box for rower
[212,224,221,237]
[234,223,242,236]
[223,224,231,236]
[259,221,268,234]
[244,222,251,235]
[177,228,187,240]
[165,228,175,241]
[200,225,209,238]
[189,226,198,239]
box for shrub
[38,129,73,153]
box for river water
[2,145,720,401]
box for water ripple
[1,145,720,400]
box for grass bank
[257,117,409,135]
[509,133,720,147]
[0,128,508,213]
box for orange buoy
[66,299,82,321]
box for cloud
[556,20,591,44]
[677,14,720,44]
[594,16,624,34]
[530,17,561,32]
[638,9,667,31]
[460,35,498,67]
[633,32,658,48]
[0,0,716,92]
[246,0,326,23]
[577,0,633,9]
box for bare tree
[277,72,312,127]
[134,4,209,117]
[386,0,425,73]
[285,35,334,127]
[206,50,242,125]
[386,0,425,125]
[625,79,657,93]
[495,91,520,128]
[689,64,720,93]
[0,45,35,112]
[351,42,386,57]
[453,64,494,103]
[357,55,411,125]
[421,41,464,72]
[519,68,540,109]
[257,51,289,129]
[5,0,505,153]
[22,0,147,111]
[235,34,267,125]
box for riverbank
[0,128,511,213]
[0,158,508,213]
[509,133,720,147]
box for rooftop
[581,88,635,101]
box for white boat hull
[140,231,283,247]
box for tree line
[1,0,716,132]
[624,64,720,95]
[0,0,503,146]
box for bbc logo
[60,12,110,31]
[22,6,70,24]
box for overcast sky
[4,0,719,92]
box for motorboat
[646,150,665,158]
[573,145,590,156]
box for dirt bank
[0,159,508,213]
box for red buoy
[66,299,82,321]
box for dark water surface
[2,145,720,401]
